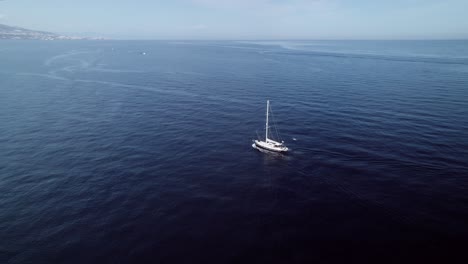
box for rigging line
[256,129,261,140]
[269,106,283,142]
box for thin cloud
[191,0,336,19]
[192,24,207,30]
[192,0,326,9]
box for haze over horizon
[1,0,468,40]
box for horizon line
[2,38,468,41]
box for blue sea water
[1,40,468,263]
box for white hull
[254,140,288,153]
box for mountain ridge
[0,24,103,40]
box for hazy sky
[0,0,467,39]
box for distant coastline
[0,24,105,40]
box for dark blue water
[1,40,468,263]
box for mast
[265,100,269,141]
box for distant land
[0,24,104,40]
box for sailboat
[253,100,288,153]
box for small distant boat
[253,100,288,153]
